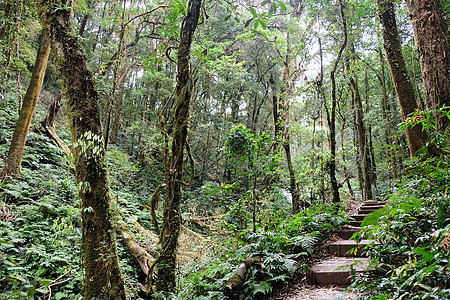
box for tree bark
[349,73,372,200]
[33,1,127,298]
[377,0,431,157]
[1,29,51,180]
[405,0,450,131]
[0,0,23,84]
[273,31,301,213]
[35,91,72,158]
[223,256,264,297]
[327,0,347,204]
[157,0,202,292]
[378,48,398,180]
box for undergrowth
[351,154,450,299]
[176,203,350,300]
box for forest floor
[275,283,360,299]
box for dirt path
[279,284,359,300]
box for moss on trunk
[33,0,127,298]
[156,0,202,292]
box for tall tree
[405,0,450,131]
[157,0,202,292]
[0,0,23,84]
[1,29,51,179]
[378,47,398,180]
[33,0,126,298]
[327,0,347,204]
[348,58,373,200]
[377,0,430,157]
[273,31,302,214]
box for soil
[279,283,359,299]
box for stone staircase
[310,201,386,285]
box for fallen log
[185,217,213,231]
[133,220,159,243]
[182,225,206,242]
[223,256,264,297]
[116,218,155,278]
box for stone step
[349,220,362,227]
[358,206,384,214]
[329,239,378,257]
[360,204,384,209]
[310,257,370,285]
[336,228,361,239]
[361,201,387,206]
[350,214,366,221]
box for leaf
[278,1,287,12]
[38,278,53,287]
[253,19,259,29]
[252,280,272,295]
[249,7,257,18]
[244,18,253,28]
[268,5,274,18]
[259,18,267,29]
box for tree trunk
[405,0,450,131]
[274,31,301,213]
[378,48,398,180]
[327,0,347,204]
[349,74,372,200]
[157,0,202,292]
[368,126,379,196]
[34,1,127,298]
[377,0,431,157]
[35,91,72,158]
[340,121,354,198]
[0,0,23,84]
[1,29,51,180]
[223,256,264,297]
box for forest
[0,0,449,299]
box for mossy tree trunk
[156,0,202,292]
[33,1,126,298]
[378,0,431,157]
[1,28,51,180]
[405,0,450,131]
[272,31,301,214]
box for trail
[273,201,386,300]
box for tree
[377,0,430,157]
[348,53,373,200]
[326,0,347,204]
[1,29,51,179]
[33,0,126,298]
[273,31,302,213]
[405,0,450,131]
[157,0,202,292]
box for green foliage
[179,203,350,299]
[0,132,83,299]
[350,153,450,299]
[400,106,450,152]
